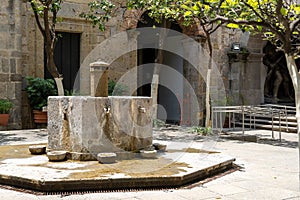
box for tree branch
[291,18,300,33]
[30,1,45,38]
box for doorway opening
[137,12,184,125]
[44,32,81,92]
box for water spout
[104,107,110,114]
[138,106,146,113]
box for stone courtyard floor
[0,128,299,199]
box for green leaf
[256,25,263,32]
[181,4,193,11]
[226,23,239,28]
[280,8,288,16]
[184,11,192,17]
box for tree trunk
[54,78,64,96]
[151,51,163,120]
[204,30,213,128]
[151,20,170,120]
[44,32,64,96]
[285,54,300,186]
[29,1,64,96]
[205,67,211,127]
[45,48,64,96]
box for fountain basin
[48,96,153,160]
[0,141,235,192]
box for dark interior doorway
[44,32,80,91]
[137,12,183,124]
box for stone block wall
[0,0,23,129]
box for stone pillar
[90,61,109,97]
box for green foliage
[127,0,182,23]
[79,0,115,31]
[182,0,300,55]
[27,0,63,22]
[153,119,166,128]
[0,99,13,114]
[64,89,80,96]
[25,77,58,110]
[108,80,128,96]
[190,126,212,136]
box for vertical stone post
[90,61,109,97]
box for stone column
[90,61,109,97]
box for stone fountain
[47,61,153,161]
[0,61,236,192]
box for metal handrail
[211,104,296,141]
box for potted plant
[25,77,57,124]
[0,99,13,126]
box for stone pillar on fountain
[47,61,153,161]
[90,61,109,97]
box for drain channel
[0,164,240,196]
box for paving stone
[0,129,298,199]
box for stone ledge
[220,134,258,142]
[0,142,235,192]
[0,159,235,192]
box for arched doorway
[263,42,294,105]
[137,12,184,124]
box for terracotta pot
[0,114,9,126]
[33,110,47,124]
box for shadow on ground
[0,133,27,145]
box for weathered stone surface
[67,152,96,161]
[29,145,46,155]
[97,153,117,164]
[47,151,67,162]
[48,96,153,159]
[140,150,157,159]
[116,151,135,160]
[153,143,167,151]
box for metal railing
[212,104,296,141]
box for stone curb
[0,159,235,192]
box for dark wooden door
[44,32,80,91]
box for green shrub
[153,119,166,128]
[0,99,13,114]
[190,126,212,136]
[108,80,128,96]
[25,77,57,110]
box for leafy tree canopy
[183,0,300,56]
[79,0,115,31]
[127,0,182,23]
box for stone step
[240,118,298,127]
[233,122,298,133]
[244,114,297,122]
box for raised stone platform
[0,141,235,192]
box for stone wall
[0,0,23,129]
